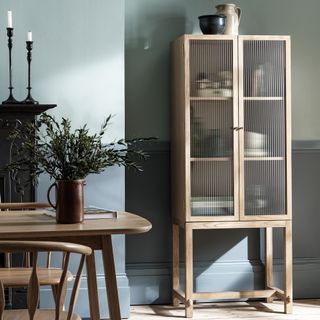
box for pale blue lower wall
[40,273,130,318]
[127,260,264,305]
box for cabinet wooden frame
[172,220,293,317]
[171,34,291,223]
[171,34,292,317]
[238,35,292,221]
[171,35,240,223]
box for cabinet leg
[284,221,293,314]
[172,223,180,306]
[265,227,273,303]
[185,224,193,318]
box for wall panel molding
[138,139,320,153]
[127,258,320,304]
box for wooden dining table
[0,210,152,320]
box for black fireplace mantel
[0,103,57,204]
[0,104,57,308]
[0,103,56,115]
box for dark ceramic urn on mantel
[0,103,56,203]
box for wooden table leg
[86,251,101,320]
[185,223,193,318]
[101,235,121,320]
[172,223,180,306]
[265,227,273,303]
[284,221,293,314]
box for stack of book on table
[44,206,117,219]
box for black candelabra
[2,27,19,104]
[23,41,38,104]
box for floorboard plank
[130,300,320,319]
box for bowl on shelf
[198,15,225,34]
[244,131,268,156]
[244,131,266,150]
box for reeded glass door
[188,37,238,220]
[239,36,291,219]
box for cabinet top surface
[175,34,290,41]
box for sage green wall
[125,0,320,305]
[126,0,319,140]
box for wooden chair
[0,240,92,320]
[0,202,73,306]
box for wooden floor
[130,300,320,319]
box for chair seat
[0,268,73,287]
[3,309,81,320]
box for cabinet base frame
[172,221,293,318]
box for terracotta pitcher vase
[47,179,85,224]
[215,4,241,35]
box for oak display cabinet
[171,35,292,317]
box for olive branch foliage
[7,113,154,184]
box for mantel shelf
[0,104,56,115]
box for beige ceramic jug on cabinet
[215,4,241,35]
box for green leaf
[3,112,157,183]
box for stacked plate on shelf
[197,87,233,97]
[191,196,234,216]
[195,71,233,97]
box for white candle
[27,31,32,42]
[7,11,12,28]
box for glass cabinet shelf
[190,97,233,101]
[191,157,232,162]
[243,97,284,101]
[190,157,284,162]
[244,157,284,161]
